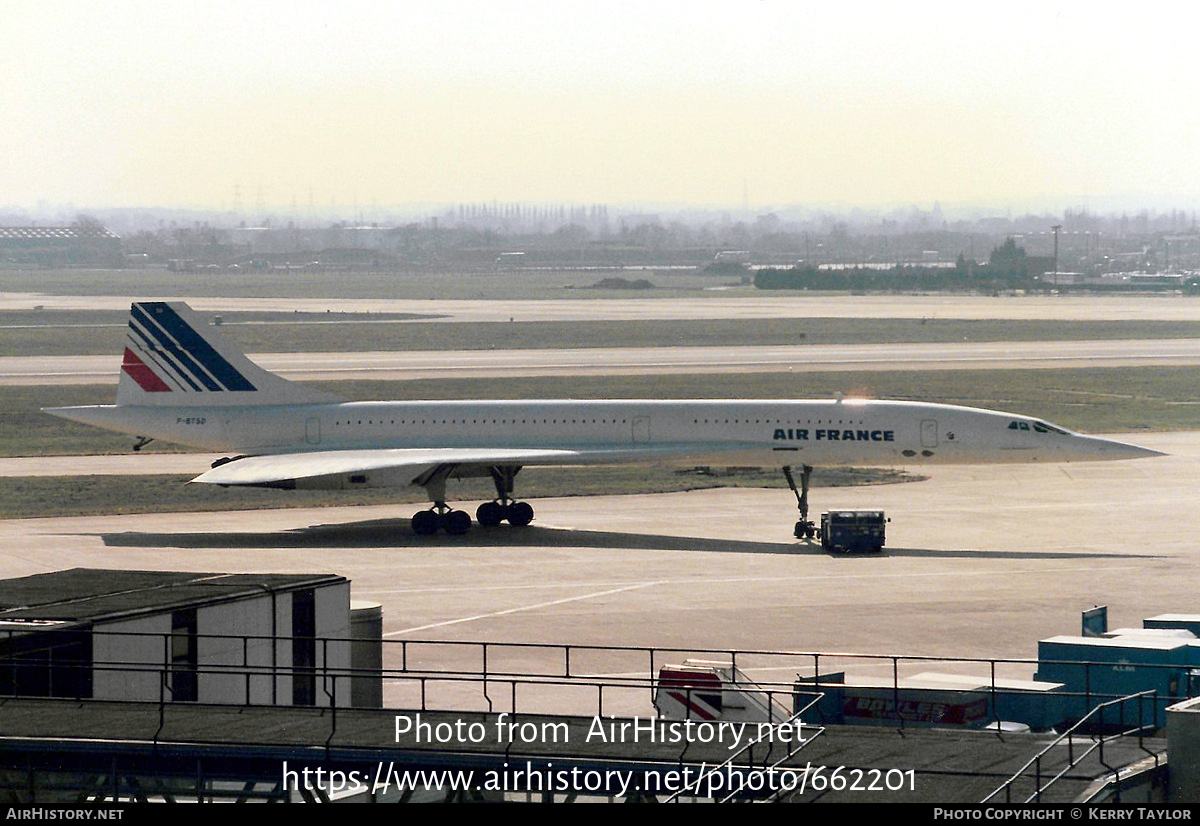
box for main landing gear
[476,467,534,528]
[411,506,472,536]
[476,499,534,528]
[409,464,535,536]
[783,464,816,540]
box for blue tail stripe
[128,319,203,392]
[143,302,257,392]
[131,306,218,391]
[128,317,205,392]
[126,326,196,392]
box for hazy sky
[4,1,1199,212]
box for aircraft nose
[1082,435,1165,460]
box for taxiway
[7,338,1200,385]
[0,431,1188,680]
[4,291,1200,322]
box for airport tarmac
[0,430,1189,687]
[5,287,1196,708]
[7,337,1200,385]
[4,291,1200,323]
[0,452,219,477]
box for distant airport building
[713,250,751,265]
[0,225,121,267]
[0,568,368,707]
[496,251,526,270]
[1038,271,1194,290]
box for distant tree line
[755,240,1052,292]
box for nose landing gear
[783,464,816,539]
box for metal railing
[663,691,827,803]
[0,630,1182,803]
[0,629,1190,731]
[982,689,1161,804]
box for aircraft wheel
[507,501,534,527]
[443,510,472,535]
[412,510,440,536]
[476,501,505,528]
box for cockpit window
[1008,419,1068,435]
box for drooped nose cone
[1075,434,1166,461]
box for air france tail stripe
[131,305,221,391]
[131,335,195,392]
[127,325,197,391]
[135,303,227,391]
[120,347,172,392]
[127,320,204,392]
[142,302,256,392]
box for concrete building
[0,568,354,707]
[0,225,121,267]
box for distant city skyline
[5,2,1199,214]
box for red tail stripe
[121,347,172,392]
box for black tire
[476,501,504,527]
[412,510,440,536]
[443,510,472,535]
[507,501,534,527]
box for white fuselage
[44,301,1164,529]
[61,397,1156,468]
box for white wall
[92,614,171,701]
[1168,696,1200,803]
[197,594,276,705]
[316,582,352,708]
[88,581,352,707]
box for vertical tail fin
[117,301,342,406]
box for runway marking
[376,563,1146,602]
[383,580,665,636]
[360,580,662,596]
[364,562,1144,598]
[643,564,1148,589]
[10,338,1200,385]
[380,563,1145,637]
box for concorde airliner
[45,302,1162,537]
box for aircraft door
[632,416,651,443]
[921,419,938,448]
[305,417,321,445]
